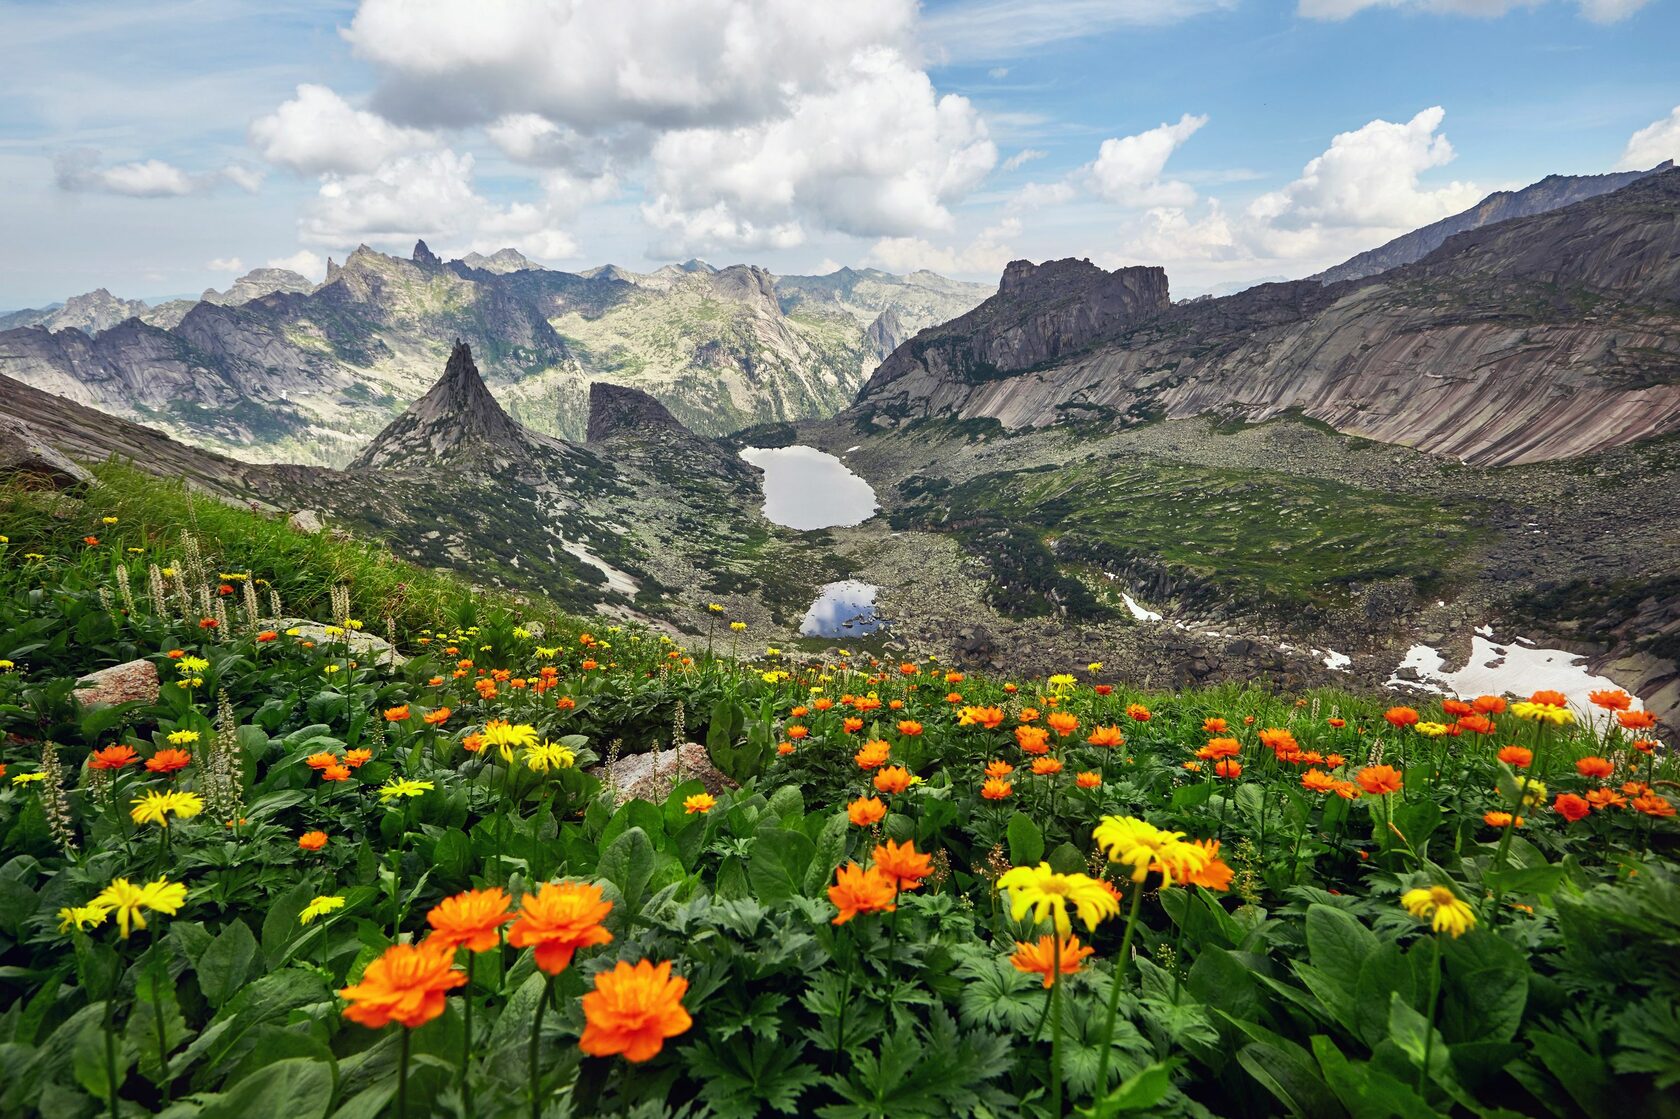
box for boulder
[288,509,324,534]
[593,742,737,805]
[0,414,92,489]
[75,659,159,707]
[266,618,406,667]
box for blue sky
[1,0,1676,308]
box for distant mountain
[1310,161,1673,285]
[0,289,147,335]
[0,245,987,465]
[856,167,1680,466]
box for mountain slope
[856,167,1680,466]
[1310,161,1673,285]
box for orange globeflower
[475,679,499,700]
[1623,780,1652,798]
[842,717,865,734]
[1553,793,1591,823]
[305,752,340,770]
[1011,934,1095,988]
[1125,703,1151,722]
[847,796,887,827]
[1031,757,1064,776]
[813,698,835,711]
[960,706,1006,730]
[1457,715,1496,736]
[1086,725,1124,748]
[1472,695,1507,715]
[984,759,1014,779]
[1301,769,1338,794]
[1203,717,1228,734]
[981,777,1013,801]
[1483,811,1522,828]
[1384,706,1420,728]
[1179,839,1234,891]
[384,705,411,723]
[1215,759,1243,779]
[787,724,811,740]
[555,696,576,712]
[872,839,932,890]
[1258,728,1299,755]
[828,862,898,924]
[423,707,452,726]
[1632,794,1676,818]
[1076,771,1102,789]
[1576,756,1614,779]
[1588,689,1631,711]
[321,764,352,782]
[1618,710,1656,731]
[88,745,140,771]
[146,747,194,774]
[1497,745,1533,768]
[339,941,465,1028]
[776,742,795,756]
[1200,737,1240,760]
[427,887,514,952]
[1018,707,1041,723]
[298,830,329,851]
[683,793,716,814]
[462,733,486,754]
[579,959,692,1062]
[1530,690,1569,709]
[855,740,891,770]
[1356,765,1403,796]
[1586,788,1627,811]
[1046,712,1080,737]
[1442,699,1474,718]
[897,720,923,736]
[343,748,373,768]
[873,765,913,795]
[1015,725,1051,755]
[508,881,614,974]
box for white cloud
[299,148,582,261]
[642,47,995,254]
[206,256,244,272]
[266,250,326,280]
[1002,148,1048,172]
[220,164,265,193]
[250,84,438,175]
[54,151,261,197]
[1298,0,1649,20]
[1618,105,1680,170]
[922,0,1236,62]
[988,67,1010,78]
[1087,114,1206,206]
[867,218,1021,277]
[1246,106,1479,232]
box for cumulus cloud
[867,218,1022,276]
[1618,105,1680,170]
[266,250,327,280]
[641,47,995,254]
[1086,114,1206,206]
[206,257,244,272]
[250,84,438,175]
[299,148,582,261]
[54,150,261,197]
[1002,148,1048,172]
[1298,0,1649,21]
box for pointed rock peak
[325,257,340,280]
[413,239,442,267]
[350,340,529,470]
[677,258,715,273]
[586,381,689,443]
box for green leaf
[197,920,258,1009]
[1311,1035,1438,1119]
[1306,904,1378,980]
[1236,1039,1344,1119]
[1081,1058,1178,1116]
[197,1056,335,1119]
[1483,863,1567,897]
[803,812,850,897]
[1047,842,1085,875]
[1006,812,1043,867]
[1171,782,1214,810]
[748,828,817,905]
[596,826,655,916]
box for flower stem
[530,972,554,1119]
[1094,881,1146,1095]
[103,997,119,1119]
[461,952,475,1115]
[398,1025,411,1119]
[1049,931,1063,1118]
[1418,936,1442,1095]
[151,973,171,1103]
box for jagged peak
[350,340,532,470]
[585,381,691,443]
[413,239,442,267]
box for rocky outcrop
[856,169,1680,466]
[74,660,159,707]
[592,742,737,805]
[459,248,538,274]
[1312,161,1674,285]
[201,268,314,307]
[0,412,92,488]
[586,381,687,442]
[3,289,150,336]
[411,239,443,268]
[865,307,906,362]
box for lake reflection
[739,445,878,530]
[801,580,886,637]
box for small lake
[739,445,877,530]
[801,580,886,637]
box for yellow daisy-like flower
[1046,673,1077,691]
[483,720,539,763]
[1515,779,1548,808]
[130,789,205,826]
[11,771,48,785]
[524,741,577,773]
[378,778,435,802]
[1092,815,1206,885]
[995,863,1120,935]
[1400,884,1477,938]
[300,895,346,924]
[729,621,747,632]
[1510,701,1573,726]
[166,729,200,745]
[177,656,210,674]
[1413,721,1451,738]
[92,877,188,938]
[58,903,112,933]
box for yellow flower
[1087,662,1103,673]
[167,729,200,745]
[1414,721,1450,738]
[1400,885,1477,938]
[1046,673,1076,691]
[11,771,47,785]
[177,656,209,674]
[322,664,341,675]
[102,516,119,525]
[535,646,559,658]
[524,742,577,772]
[58,903,112,933]
[513,626,532,639]
[300,895,346,924]
[707,603,725,613]
[1092,815,1207,885]
[130,790,204,826]
[378,778,435,801]
[93,877,187,938]
[484,720,539,763]
[995,863,1120,935]
[1516,779,1548,808]
[1511,701,1573,726]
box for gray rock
[266,618,407,667]
[75,659,159,707]
[0,413,92,488]
[593,742,737,805]
[288,509,325,534]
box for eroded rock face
[0,413,92,488]
[857,169,1680,466]
[593,742,737,805]
[585,381,686,442]
[75,659,159,708]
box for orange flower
[1046,712,1079,737]
[1010,934,1094,988]
[683,793,716,814]
[847,796,886,827]
[1483,811,1522,828]
[1497,745,1533,768]
[1203,717,1228,734]
[256,630,278,643]
[776,742,795,756]
[1327,717,1346,728]
[828,862,898,924]
[1586,788,1627,811]
[1031,757,1064,776]
[1576,756,1614,779]
[1384,706,1420,728]
[1183,760,1203,773]
[321,764,352,782]
[896,720,923,737]
[1258,728,1299,755]
[1553,793,1590,822]
[343,748,373,768]
[813,698,835,711]
[339,941,465,1028]
[1530,689,1569,709]
[578,959,692,1062]
[1199,737,1240,760]
[1085,725,1124,748]
[984,759,1014,779]
[462,733,486,754]
[474,679,498,700]
[143,747,193,773]
[873,765,913,794]
[855,740,891,770]
[1618,710,1656,731]
[427,887,514,952]
[384,705,411,722]
[1125,703,1151,722]
[1015,725,1051,755]
[1301,768,1338,794]
[305,751,340,770]
[981,777,1013,801]
[1356,765,1402,796]
[872,838,932,890]
[1442,699,1474,718]
[1181,839,1234,891]
[1588,689,1631,711]
[960,706,1005,729]
[507,881,614,974]
[842,717,865,734]
[88,744,140,771]
[1632,794,1676,818]
[1215,759,1242,779]
[1325,753,1346,769]
[1076,771,1102,788]
[1472,695,1507,715]
[423,707,452,726]
[1457,715,1496,735]
[1622,780,1651,797]
[1018,707,1041,723]
[787,724,811,740]
[556,696,576,712]
[298,830,329,851]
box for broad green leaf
[748,827,816,905]
[197,920,258,1009]
[803,812,850,897]
[198,1056,335,1119]
[1006,812,1043,867]
[596,826,655,915]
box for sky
[2,0,1678,309]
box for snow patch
[563,541,639,597]
[1122,593,1163,622]
[1387,633,1643,725]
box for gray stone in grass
[0,414,92,489]
[592,742,736,806]
[75,658,159,707]
[287,509,325,534]
[264,618,408,667]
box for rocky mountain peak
[585,380,687,442]
[201,268,314,306]
[412,240,443,268]
[458,247,538,274]
[865,307,907,362]
[350,340,533,470]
